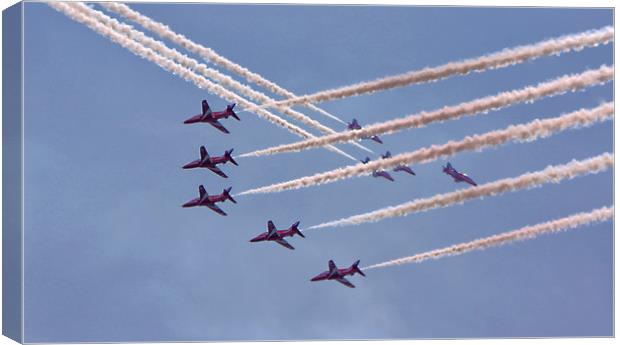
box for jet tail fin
[225,149,239,166]
[352,260,365,277]
[291,221,304,238]
[223,187,237,203]
[200,146,210,161]
[201,100,211,116]
[227,103,240,121]
[199,185,208,198]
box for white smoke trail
[99,2,348,125]
[242,65,613,157]
[237,103,613,195]
[308,153,613,229]
[363,206,613,270]
[268,26,614,107]
[70,2,372,155]
[49,2,356,161]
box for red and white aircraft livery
[442,162,478,187]
[182,185,237,216]
[249,220,305,250]
[310,260,366,288]
[183,100,240,133]
[182,146,238,178]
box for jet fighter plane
[182,146,238,178]
[381,151,416,176]
[346,118,383,144]
[182,185,237,216]
[183,100,240,133]
[249,220,305,250]
[361,157,394,182]
[442,162,478,186]
[310,260,366,288]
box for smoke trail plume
[242,65,613,157]
[71,2,371,155]
[308,153,612,229]
[363,206,613,270]
[99,2,348,125]
[269,26,614,107]
[49,2,356,161]
[238,104,613,195]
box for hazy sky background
[23,3,612,342]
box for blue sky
[23,3,612,342]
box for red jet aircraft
[310,260,366,288]
[347,118,383,144]
[361,157,394,182]
[381,151,416,176]
[183,100,240,133]
[249,220,305,250]
[182,146,238,178]
[442,162,478,186]
[182,185,237,216]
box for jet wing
[205,203,227,216]
[462,175,478,186]
[375,171,394,182]
[370,135,383,144]
[328,260,337,271]
[335,277,355,288]
[208,120,230,134]
[267,220,276,232]
[395,166,416,175]
[275,238,295,250]
[250,232,269,242]
[207,165,228,178]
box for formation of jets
[347,117,418,184]
[381,151,416,176]
[359,150,417,182]
[182,100,241,216]
[361,157,395,181]
[346,118,383,144]
[180,102,480,288]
